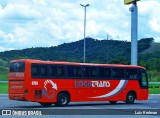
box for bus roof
[10,59,146,70]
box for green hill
[0,37,154,64]
[141,43,160,54]
[0,37,131,64]
[0,37,159,81]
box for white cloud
[0,0,159,51]
[138,0,160,41]
[0,3,41,19]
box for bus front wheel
[125,92,135,104]
[56,92,70,107]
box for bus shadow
[67,102,141,107]
[9,102,143,108]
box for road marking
[150,94,160,95]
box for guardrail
[0,81,8,83]
[149,82,160,89]
[149,82,160,84]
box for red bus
[8,59,148,107]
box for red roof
[11,59,145,69]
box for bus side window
[83,67,90,77]
[67,66,74,77]
[74,66,82,77]
[139,70,148,88]
[99,67,105,78]
[112,68,125,79]
[90,67,97,77]
[98,67,110,79]
[125,69,137,79]
[57,66,65,77]
[49,65,57,78]
[142,72,147,86]
[40,65,48,77]
[32,64,40,78]
[105,68,111,78]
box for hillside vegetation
[141,43,160,54]
[0,59,8,81]
[0,37,159,81]
[0,38,131,63]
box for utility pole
[106,34,109,63]
[124,0,140,65]
[130,2,138,65]
[80,4,90,63]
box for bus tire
[126,92,135,104]
[40,103,52,107]
[109,101,117,104]
[56,92,70,107]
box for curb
[150,94,160,95]
[0,94,8,96]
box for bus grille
[34,90,42,99]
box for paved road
[0,94,159,118]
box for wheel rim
[129,95,133,101]
[60,96,67,105]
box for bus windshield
[9,62,25,72]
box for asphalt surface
[0,94,160,118]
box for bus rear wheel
[56,92,70,107]
[109,101,117,104]
[40,103,52,107]
[125,92,135,104]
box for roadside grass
[149,84,160,94]
[0,74,8,81]
[0,83,8,94]
[0,65,8,81]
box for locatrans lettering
[74,80,110,88]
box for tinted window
[74,66,82,77]
[49,65,57,77]
[31,64,48,78]
[112,68,125,79]
[99,67,111,78]
[83,67,90,77]
[10,62,25,72]
[142,72,147,86]
[140,71,148,88]
[125,69,138,79]
[40,65,48,77]
[67,66,97,78]
[57,66,65,77]
[32,64,40,77]
[90,67,97,77]
[67,66,74,77]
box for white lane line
[150,94,160,95]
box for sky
[0,0,160,51]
